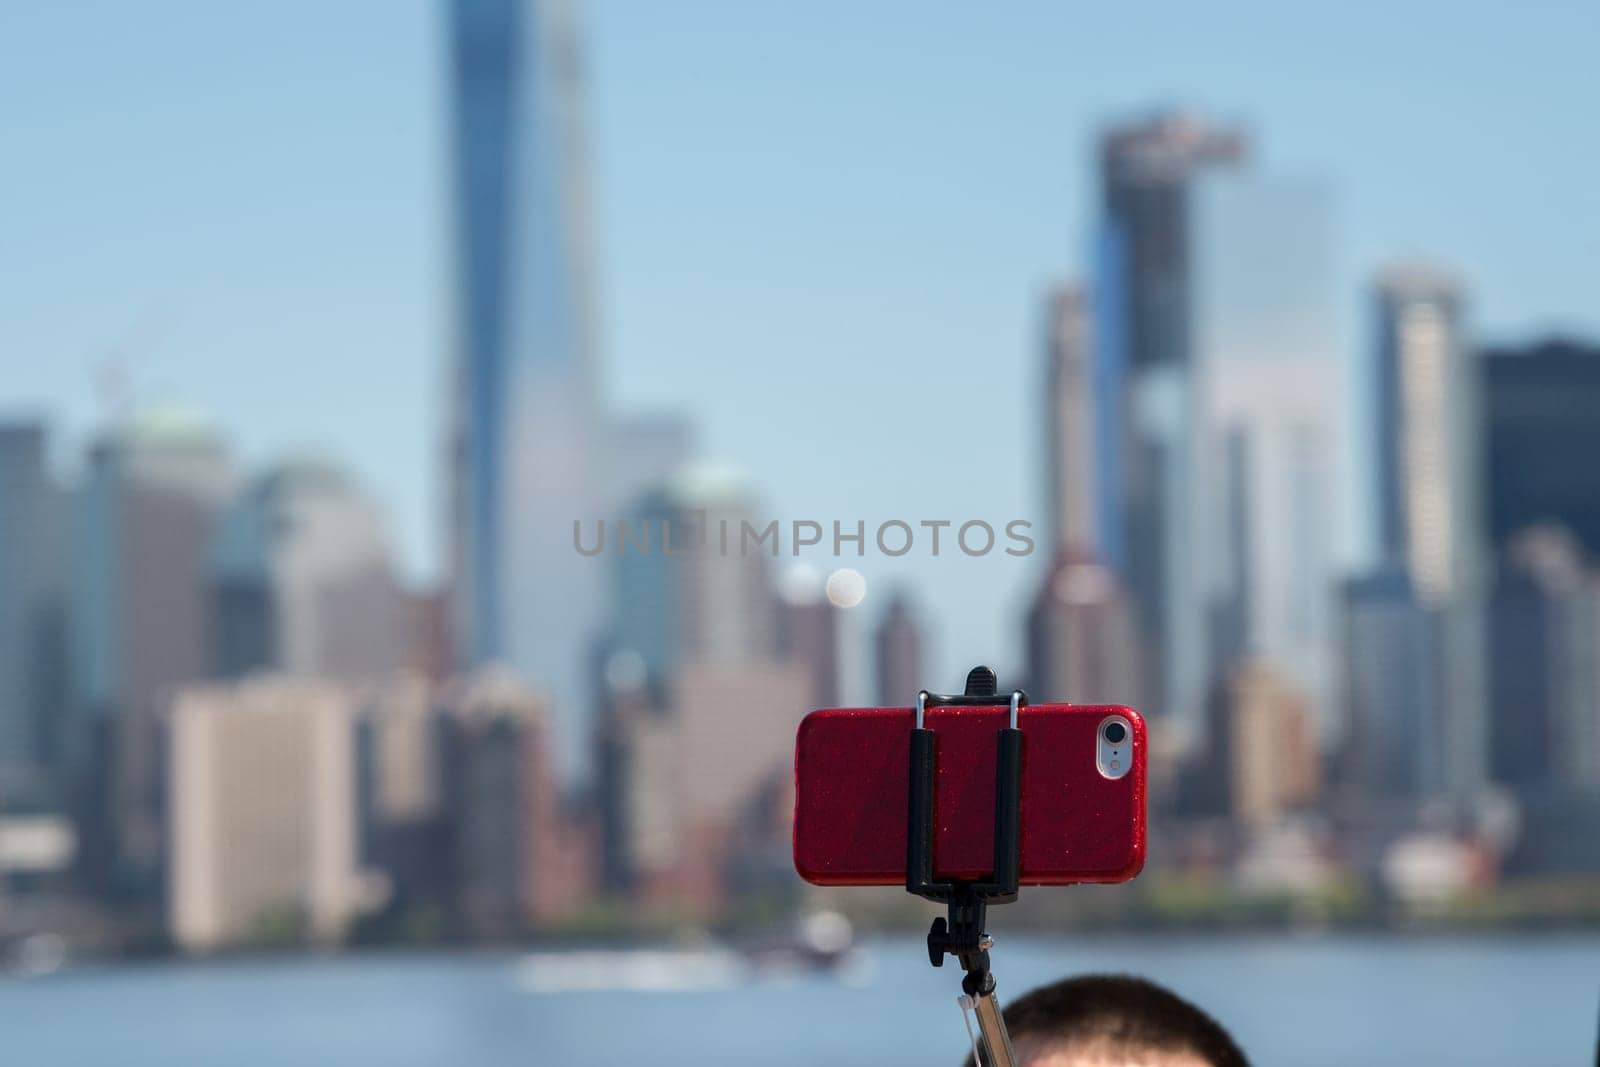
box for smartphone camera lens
[1103,721,1127,745]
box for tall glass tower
[1094,112,1246,725]
[448,0,605,783]
[1373,264,1480,605]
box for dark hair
[963,974,1248,1067]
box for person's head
[963,974,1248,1067]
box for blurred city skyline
[4,1,1599,675]
[2,0,1600,978]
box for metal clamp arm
[906,665,1025,1067]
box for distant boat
[739,910,857,971]
[513,913,863,994]
[514,947,743,994]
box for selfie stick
[907,665,1024,1067]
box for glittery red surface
[792,704,1146,886]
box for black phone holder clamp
[907,665,1025,1066]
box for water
[1,934,1596,1065]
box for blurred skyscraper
[74,409,234,727]
[606,414,694,517]
[1373,265,1482,603]
[1490,525,1600,876]
[1338,265,1486,804]
[73,408,234,898]
[597,655,813,915]
[366,674,594,934]
[1205,660,1322,827]
[1094,112,1246,726]
[1029,284,1140,705]
[599,465,813,910]
[1340,567,1445,798]
[355,679,451,914]
[1481,337,1600,558]
[447,0,605,783]
[1043,286,1099,558]
[402,587,456,684]
[776,576,840,711]
[653,660,811,913]
[1486,527,1599,790]
[874,591,923,707]
[1480,338,1600,826]
[1097,115,1249,374]
[1095,117,1343,740]
[611,466,778,689]
[209,457,405,683]
[0,422,69,802]
[1189,172,1342,734]
[166,679,363,952]
[1028,556,1141,707]
[1478,341,1600,864]
[435,670,589,930]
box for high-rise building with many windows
[874,591,924,708]
[1337,264,1487,803]
[0,421,69,800]
[1373,264,1481,604]
[1095,112,1247,724]
[1096,121,1342,738]
[1030,282,1141,709]
[166,678,363,953]
[209,456,405,684]
[447,0,605,783]
[74,407,235,898]
[1042,284,1100,559]
[611,466,778,690]
[1097,114,1248,376]
[1340,566,1486,802]
[1481,337,1600,558]
[1189,172,1342,736]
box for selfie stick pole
[907,666,1023,1067]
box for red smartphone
[793,703,1146,886]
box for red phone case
[793,703,1146,886]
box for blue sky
[2,0,1596,688]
